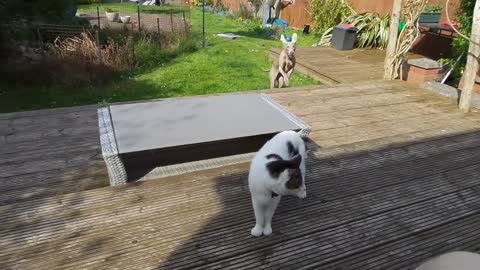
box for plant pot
[120,16,131,24]
[105,12,119,22]
[419,12,441,23]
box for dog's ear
[280,34,287,43]
[291,33,298,43]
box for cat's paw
[251,225,264,237]
[263,225,272,236]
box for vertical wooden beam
[383,0,403,80]
[459,0,480,113]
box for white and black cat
[248,130,308,237]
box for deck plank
[1,80,480,269]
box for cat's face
[285,168,306,199]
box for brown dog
[270,33,297,89]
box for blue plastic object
[272,18,288,28]
[285,36,292,42]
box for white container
[105,12,119,22]
[120,16,131,24]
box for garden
[0,0,475,113]
[0,0,318,113]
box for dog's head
[281,33,297,59]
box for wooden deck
[269,47,421,85]
[2,80,480,269]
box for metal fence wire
[80,3,191,36]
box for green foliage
[1,4,319,112]
[345,12,390,49]
[423,0,442,13]
[309,0,352,34]
[440,0,475,84]
[317,12,390,49]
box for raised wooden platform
[269,47,421,85]
[1,80,480,269]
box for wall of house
[269,0,460,29]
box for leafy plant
[317,12,390,49]
[440,0,475,84]
[309,0,353,34]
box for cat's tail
[266,154,302,178]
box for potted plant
[105,8,119,22]
[419,2,442,23]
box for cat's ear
[266,154,302,178]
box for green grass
[0,4,319,113]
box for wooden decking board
[1,80,480,269]
[292,95,434,117]
[3,127,480,228]
[268,47,396,84]
[310,116,471,144]
[164,162,480,263]
[318,214,480,270]
[0,153,474,250]
[0,150,103,178]
[1,149,478,268]
[0,145,101,169]
[12,185,477,270]
[0,170,108,205]
[175,192,479,270]
[0,162,106,191]
[3,136,480,235]
[0,110,98,136]
[1,125,99,146]
[306,216,480,270]
[156,168,480,270]
[0,104,99,120]
[0,132,100,155]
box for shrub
[317,12,390,49]
[439,0,475,84]
[309,0,353,34]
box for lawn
[0,3,319,113]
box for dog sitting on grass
[270,33,297,89]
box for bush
[440,0,475,84]
[317,12,390,49]
[309,0,353,34]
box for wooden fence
[216,0,461,29]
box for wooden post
[95,30,103,65]
[170,9,174,32]
[459,0,480,113]
[137,5,141,31]
[97,6,101,29]
[202,0,205,48]
[383,0,403,80]
[182,10,188,38]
